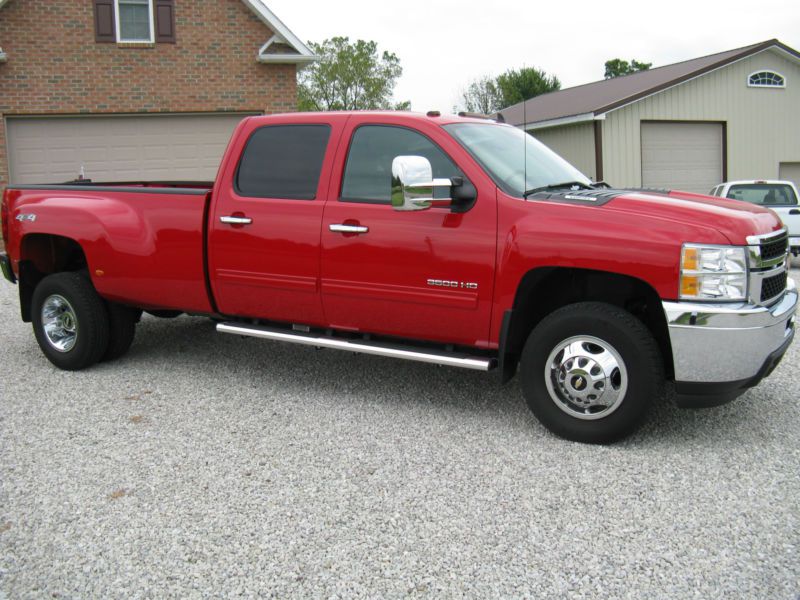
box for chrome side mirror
[391,155,453,211]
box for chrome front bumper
[663,279,797,393]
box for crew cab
[710,180,800,256]
[1,112,797,443]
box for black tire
[520,302,663,444]
[102,303,138,362]
[31,272,110,371]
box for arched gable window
[748,71,786,88]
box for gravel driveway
[1,269,799,599]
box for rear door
[319,116,498,348]
[208,115,347,325]
[778,165,800,242]
[772,183,800,242]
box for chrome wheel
[544,335,628,420]
[41,294,78,352]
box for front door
[208,117,345,325]
[320,119,497,348]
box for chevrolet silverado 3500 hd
[1,112,796,443]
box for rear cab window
[726,183,798,206]
[236,125,331,199]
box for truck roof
[246,111,501,126]
[722,180,798,187]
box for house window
[748,71,786,88]
[95,0,174,44]
[116,0,154,43]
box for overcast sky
[268,0,800,112]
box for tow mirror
[391,155,453,212]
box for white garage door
[6,113,254,184]
[641,122,723,193]
[779,162,800,189]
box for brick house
[0,0,315,187]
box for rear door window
[236,125,331,199]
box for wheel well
[18,234,88,322]
[500,267,674,382]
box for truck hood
[603,189,783,244]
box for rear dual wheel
[32,272,137,370]
[520,302,663,444]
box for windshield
[444,122,592,197]
[726,183,798,206]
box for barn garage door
[6,113,254,184]
[641,122,723,193]
[779,162,800,189]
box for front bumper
[790,236,800,255]
[663,279,797,407]
[0,252,16,284]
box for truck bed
[4,182,214,313]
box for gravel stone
[1,268,798,598]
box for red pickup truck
[1,112,796,443]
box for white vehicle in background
[710,180,800,256]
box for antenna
[523,94,527,195]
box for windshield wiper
[523,181,596,198]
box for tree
[495,67,561,108]
[460,67,560,113]
[462,76,502,114]
[604,58,652,79]
[298,37,409,111]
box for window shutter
[94,0,116,43]
[155,0,176,43]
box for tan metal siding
[602,49,800,188]
[779,162,800,189]
[530,123,597,181]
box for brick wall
[0,0,299,188]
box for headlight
[680,244,748,301]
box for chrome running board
[217,322,495,371]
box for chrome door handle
[330,224,368,234]
[220,216,253,225]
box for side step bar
[217,322,495,371]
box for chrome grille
[760,270,788,302]
[747,229,789,305]
[760,233,789,262]
[747,230,788,268]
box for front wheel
[520,302,663,444]
[31,272,110,371]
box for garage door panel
[641,122,723,193]
[7,114,251,184]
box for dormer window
[748,71,786,88]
